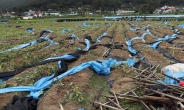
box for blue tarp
[164,69,184,85]
[0,40,37,54]
[0,33,59,54]
[0,77,12,84]
[148,41,162,49]
[160,21,170,25]
[83,22,90,27]
[0,58,135,98]
[26,28,35,33]
[69,34,79,40]
[127,46,137,55]
[178,24,184,29]
[41,54,76,62]
[96,32,108,42]
[84,39,90,51]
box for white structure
[154,5,176,14]
[23,16,33,20]
[44,11,60,16]
[117,10,135,15]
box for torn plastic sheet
[41,35,59,48]
[26,28,35,33]
[68,34,80,40]
[0,57,137,98]
[0,58,125,97]
[84,39,90,51]
[128,46,137,55]
[83,22,90,27]
[148,41,162,49]
[39,30,53,37]
[0,40,37,54]
[163,69,184,85]
[0,34,58,54]
[160,21,170,25]
[178,24,184,29]
[0,76,12,84]
[96,31,108,42]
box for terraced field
[0,19,184,110]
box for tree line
[13,0,184,14]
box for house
[117,10,135,15]
[23,16,33,20]
[2,12,16,18]
[34,10,43,17]
[44,11,60,16]
[154,5,176,14]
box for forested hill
[0,0,29,12]
[1,0,184,14]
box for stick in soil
[113,92,120,106]
[58,102,64,110]
[107,97,123,109]
[94,101,124,110]
[146,88,184,102]
[131,90,151,110]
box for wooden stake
[131,90,151,110]
[113,92,120,106]
[58,102,64,110]
[107,98,124,109]
[94,102,123,110]
[146,88,184,102]
[100,105,103,110]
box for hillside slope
[0,0,29,13]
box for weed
[60,82,88,105]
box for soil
[0,20,184,109]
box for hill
[1,0,184,14]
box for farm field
[0,18,184,110]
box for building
[23,16,33,19]
[117,10,135,15]
[44,11,60,16]
[154,5,176,14]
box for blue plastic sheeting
[164,69,184,84]
[103,16,122,20]
[0,58,128,98]
[83,22,90,27]
[42,30,53,35]
[96,32,108,42]
[84,39,90,51]
[128,46,137,55]
[26,28,35,33]
[40,35,59,48]
[122,58,136,67]
[0,40,37,54]
[130,27,135,31]
[145,29,154,37]
[0,76,12,84]
[62,29,72,33]
[157,34,177,41]
[178,24,184,29]
[58,61,62,68]
[135,18,144,21]
[148,41,162,49]
[126,37,143,46]
[78,108,85,110]
[70,34,80,40]
[41,54,76,62]
[160,21,170,25]
[148,34,176,49]
[62,29,67,33]
[174,29,180,34]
